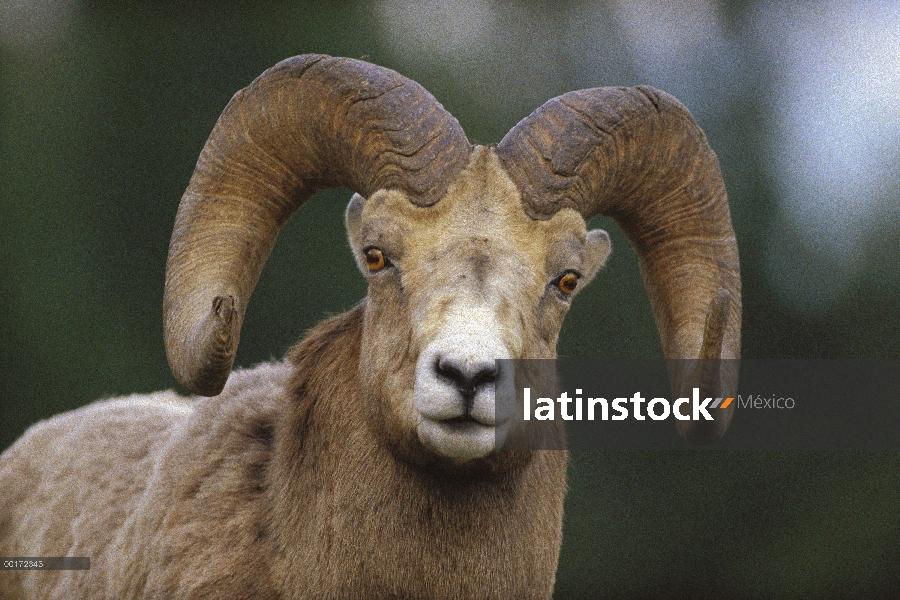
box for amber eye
[557,271,579,295]
[364,247,387,272]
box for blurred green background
[1,1,898,598]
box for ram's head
[163,55,740,462]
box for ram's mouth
[413,381,510,460]
[443,414,479,425]
[431,415,490,430]
[417,416,496,461]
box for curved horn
[164,54,471,396]
[496,86,740,443]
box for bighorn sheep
[0,54,740,598]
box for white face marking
[413,305,510,460]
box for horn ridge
[164,54,471,395]
[497,86,741,442]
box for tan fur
[0,309,565,599]
[0,149,605,599]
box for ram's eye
[556,271,579,295]
[364,247,388,272]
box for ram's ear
[345,193,367,275]
[580,229,611,287]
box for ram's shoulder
[0,390,194,573]
[3,389,189,475]
[1,360,290,508]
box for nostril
[472,363,497,388]
[435,356,497,399]
[435,358,470,396]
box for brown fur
[0,304,566,599]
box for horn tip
[166,294,239,397]
[699,290,731,361]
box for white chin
[417,418,496,461]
